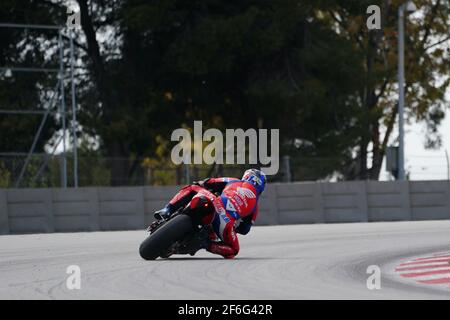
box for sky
[379,93,450,181]
[389,3,450,181]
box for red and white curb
[391,251,450,287]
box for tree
[321,0,450,180]
[2,0,448,186]
[122,0,365,179]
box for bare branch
[420,0,441,49]
[424,36,450,51]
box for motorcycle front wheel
[139,214,193,260]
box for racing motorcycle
[139,189,217,260]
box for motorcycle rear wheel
[139,214,193,260]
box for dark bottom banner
[0,300,448,319]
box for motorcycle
[139,188,217,260]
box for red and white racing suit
[166,177,259,259]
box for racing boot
[153,206,171,220]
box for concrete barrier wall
[0,180,449,234]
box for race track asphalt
[1,220,450,299]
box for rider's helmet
[242,169,266,195]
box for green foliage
[319,0,450,178]
[0,162,11,188]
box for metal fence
[0,23,79,189]
[1,153,449,188]
[0,154,337,187]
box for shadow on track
[157,256,302,261]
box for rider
[154,169,266,259]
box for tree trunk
[78,0,132,185]
[370,120,383,180]
[370,107,398,180]
[359,31,376,180]
[359,140,368,180]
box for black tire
[139,214,193,260]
